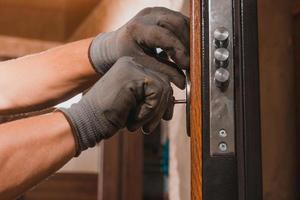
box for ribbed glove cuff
[89,32,118,75]
[59,103,116,156]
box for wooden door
[190,0,262,199]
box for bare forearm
[0,38,99,115]
[0,112,75,199]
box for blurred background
[1,0,300,200]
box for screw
[218,129,227,138]
[218,142,228,152]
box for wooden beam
[0,35,61,58]
[69,0,116,41]
[0,0,99,41]
[0,0,99,11]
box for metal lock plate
[209,0,235,156]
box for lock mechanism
[209,0,235,156]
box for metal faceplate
[209,0,235,156]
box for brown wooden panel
[121,132,143,200]
[23,173,98,200]
[98,134,122,200]
[292,11,300,200]
[190,0,202,200]
[293,0,300,16]
[98,130,143,200]
[258,0,297,199]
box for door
[190,0,263,199]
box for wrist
[59,102,117,156]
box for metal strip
[209,0,235,155]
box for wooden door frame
[190,0,203,200]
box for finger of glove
[147,69,175,121]
[155,11,190,52]
[133,55,186,89]
[133,24,189,69]
[139,69,173,133]
[142,90,170,134]
[140,7,190,57]
[126,77,164,131]
[163,95,175,121]
[127,70,171,132]
[143,71,174,133]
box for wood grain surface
[190,0,202,200]
[98,130,143,200]
[22,173,98,200]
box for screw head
[218,129,227,138]
[218,142,228,152]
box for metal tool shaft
[174,99,187,104]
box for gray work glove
[61,57,174,156]
[89,7,189,89]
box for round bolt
[218,129,227,138]
[214,27,230,42]
[214,48,230,67]
[214,27,230,48]
[214,68,230,91]
[218,142,228,152]
[214,48,230,62]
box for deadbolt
[214,48,230,68]
[214,27,230,48]
[214,68,230,91]
[209,0,235,156]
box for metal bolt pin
[214,27,230,42]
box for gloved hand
[89,7,189,89]
[61,57,174,156]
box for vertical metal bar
[209,0,235,156]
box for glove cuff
[89,32,118,75]
[59,102,117,156]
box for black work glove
[89,7,189,89]
[61,57,175,156]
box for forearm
[0,111,75,199]
[0,38,99,115]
